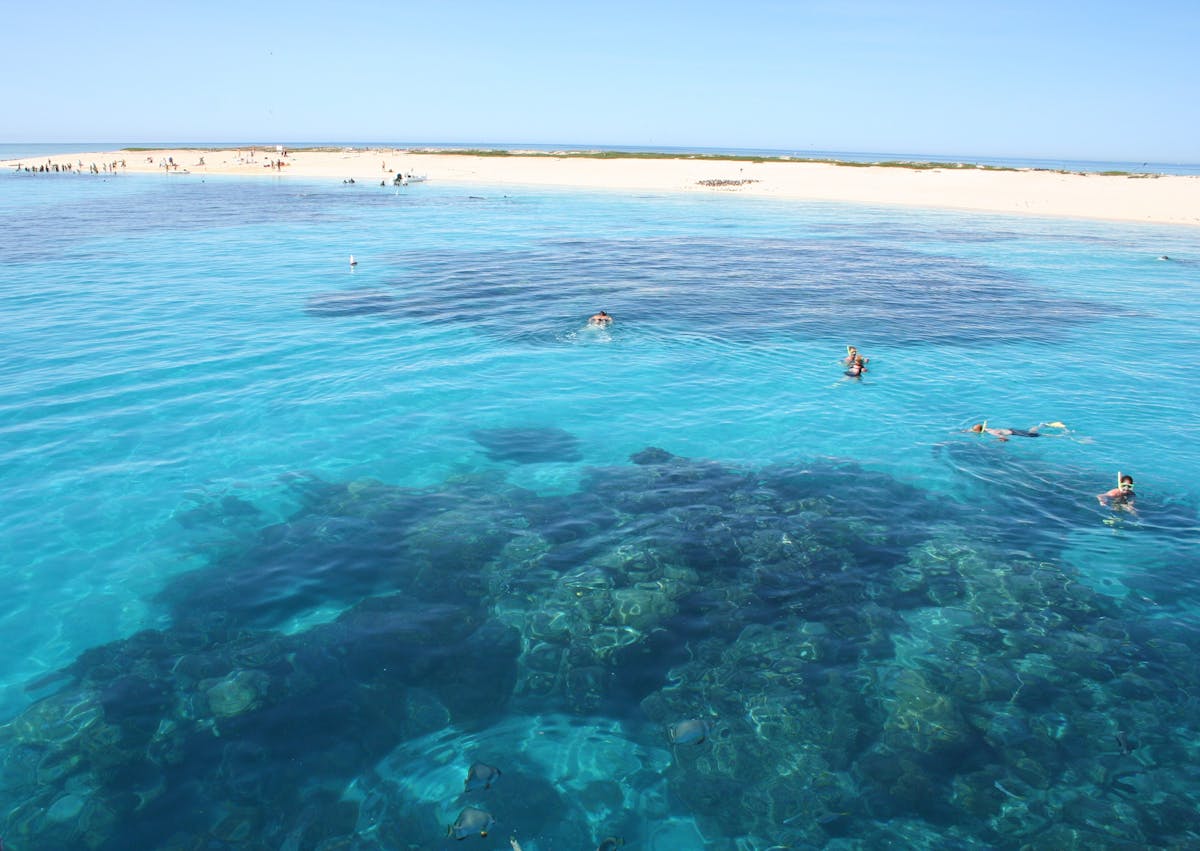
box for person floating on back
[967,421,1067,442]
[1098,472,1136,512]
[588,310,613,326]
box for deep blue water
[1,170,1199,850]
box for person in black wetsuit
[967,421,1067,442]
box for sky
[3,0,1198,162]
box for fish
[1112,779,1138,797]
[464,761,502,792]
[1115,730,1136,755]
[448,806,496,840]
[667,718,712,745]
[597,838,624,851]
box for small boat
[393,173,428,186]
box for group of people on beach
[13,159,123,174]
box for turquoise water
[1,170,1199,849]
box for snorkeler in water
[843,345,869,366]
[967,421,1067,442]
[588,310,613,326]
[1098,472,1136,512]
[845,356,867,378]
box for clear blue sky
[4,0,1197,161]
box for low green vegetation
[405,148,1131,175]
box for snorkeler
[967,421,1067,442]
[845,356,867,378]
[588,310,613,326]
[1098,472,1136,511]
[843,345,869,366]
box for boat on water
[393,173,428,186]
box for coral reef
[2,449,1198,848]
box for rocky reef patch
[2,449,1198,849]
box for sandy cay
[6,147,1199,227]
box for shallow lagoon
[1,171,1198,849]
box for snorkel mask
[1117,471,1134,492]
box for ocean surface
[1,167,1198,850]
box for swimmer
[843,345,869,366]
[967,421,1067,442]
[1098,472,1136,512]
[588,310,613,326]
[349,254,358,267]
[845,355,867,378]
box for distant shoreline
[4,142,1197,176]
[108,146,1148,176]
[5,146,1199,227]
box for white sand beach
[7,147,1199,226]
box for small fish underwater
[464,761,502,791]
[448,806,496,840]
[667,718,712,745]
[1115,730,1137,755]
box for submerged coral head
[629,446,675,465]
[470,426,583,463]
